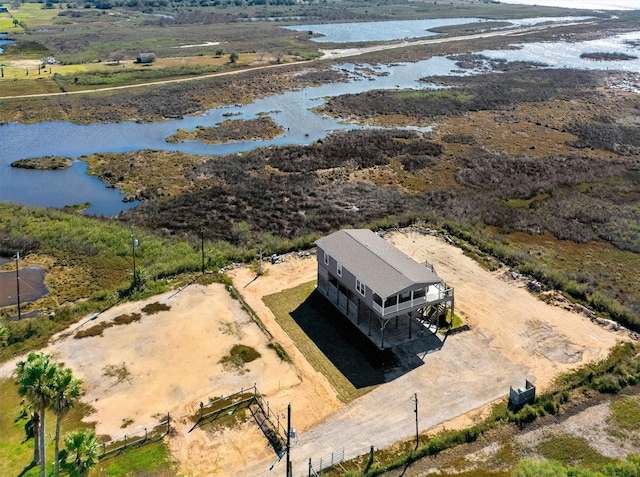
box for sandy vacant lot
[0,230,626,477]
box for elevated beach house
[316,229,454,349]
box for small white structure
[509,379,536,408]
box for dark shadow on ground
[290,290,436,389]
[385,332,447,381]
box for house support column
[408,312,412,339]
[357,298,361,325]
[345,289,349,317]
[368,309,372,336]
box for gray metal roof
[315,229,442,297]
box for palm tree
[50,367,83,477]
[15,351,57,476]
[60,430,99,477]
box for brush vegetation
[166,117,284,144]
[11,156,73,170]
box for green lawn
[263,281,393,403]
[0,377,93,477]
[0,11,15,31]
[92,441,177,477]
[0,378,177,477]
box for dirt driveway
[0,230,625,477]
[230,230,625,477]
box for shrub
[593,374,622,394]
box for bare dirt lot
[0,230,626,477]
[229,230,625,476]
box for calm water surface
[284,16,593,43]
[1,27,639,215]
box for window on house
[337,263,342,277]
[384,295,397,307]
[413,288,425,299]
[373,294,383,306]
[324,252,329,265]
[399,291,411,303]
[356,279,366,296]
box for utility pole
[413,392,419,450]
[200,229,205,274]
[131,229,138,289]
[14,252,21,320]
[286,403,291,477]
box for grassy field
[0,203,247,362]
[92,442,176,477]
[263,281,392,403]
[0,3,64,31]
[0,52,272,95]
[0,0,614,98]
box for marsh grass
[166,117,284,144]
[534,433,611,467]
[609,396,640,432]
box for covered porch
[317,274,454,350]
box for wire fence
[308,447,346,475]
[95,385,291,464]
[307,444,392,476]
[98,413,171,460]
